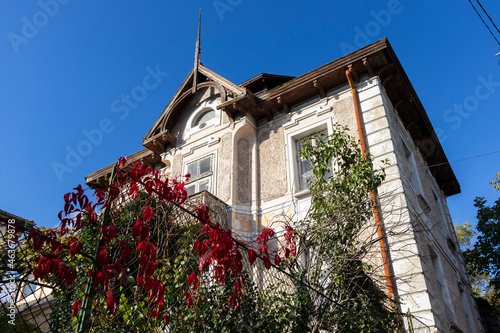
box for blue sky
[1,0,499,230]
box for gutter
[345,68,396,301]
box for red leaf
[97,246,110,267]
[263,256,271,270]
[117,241,131,264]
[274,254,281,266]
[199,255,207,272]
[185,291,193,308]
[58,263,68,280]
[284,248,290,259]
[228,294,238,310]
[194,241,208,256]
[137,275,145,287]
[68,238,83,258]
[72,300,82,317]
[102,226,117,244]
[164,314,169,324]
[187,272,198,290]
[129,182,140,199]
[248,249,257,266]
[106,292,118,314]
[94,270,106,288]
[65,269,77,287]
[118,156,127,168]
[120,266,128,286]
[143,206,154,222]
[133,219,150,242]
[145,180,153,196]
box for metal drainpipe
[345,69,396,300]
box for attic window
[193,109,215,128]
[185,100,220,139]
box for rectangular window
[403,140,423,194]
[295,131,327,191]
[433,190,448,235]
[185,154,214,196]
[22,274,39,298]
[430,249,455,322]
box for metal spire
[193,9,201,93]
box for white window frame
[184,152,217,196]
[432,188,449,234]
[185,100,221,139]
[402,139,423,195]
[286,119,333,194]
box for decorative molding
[181,137,220,157]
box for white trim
[185,100,221,139]
[285,119,333,193]
[183,150,218,196]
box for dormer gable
[142,64,248,154]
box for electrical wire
[383,149,500,177]
[467,0,500,45]
[428,149,500,169]
[475,0,500,36]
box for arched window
[193,109,216,128]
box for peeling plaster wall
[217,132,232,202]
[259,126,287,202]
[237,138,251,204]
[171,153,183,178]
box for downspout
[345,68,396,300]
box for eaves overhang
[85,149,162,189]
[87,38,460,196]
[219,38,460,196]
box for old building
[86,37,483,332]
[0,210,53,332]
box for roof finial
[193,9,201,93]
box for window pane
[194,110,215,126]
[199,156,212,175]
[24,283,37,297]
[187,162,198,178]
[186,183,196,196]
[199,179,210,193]
[299,160,313,191]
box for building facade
[86,38,483,332]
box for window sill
[293,189,311,199]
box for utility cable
[475,0,500,36]
[383,149,500,177]
[467,0,500,45]
[427,149,500,169]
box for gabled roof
[240,73,295,95]
[142,64,248,155]
[87,38,460,196]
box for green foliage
[454,221,475,251]
[455,174,500,315]
[185,274,302,333]
[0,302,41,333]
[290,124,400,332]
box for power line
[384,149,500,177]
[475,0,500,36]
[467,0,500,45]
[427,149,500,169]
